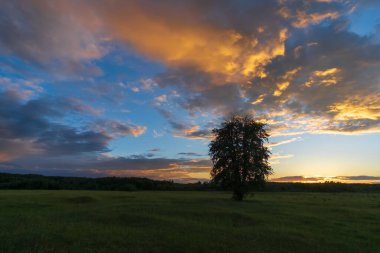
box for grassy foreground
[0,191,379,253]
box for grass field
[0,191,379,253]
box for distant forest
[0,173,379,193]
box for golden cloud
[305,67,341,87]
[314,68,340,77]
[330,95,380,121]
[96,161,211,182]
[90,2,289,83]
[251,94,265,105]
[273,81,290,96]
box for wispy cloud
[178,152,205,157]
[271,175,380,183]
[268,137,302,148]
[92,120,146,138]
[269,153,295,165]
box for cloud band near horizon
[0,0,379,180]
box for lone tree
[209,115,272,201]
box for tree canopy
[209,115,272,200]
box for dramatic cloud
[2,0,376,136]
[0,0,379,180]
[145,1,379,136]
[249,23,380,135]
[93,0,289,81]
[0,91,107,160]
[0,90,144,161]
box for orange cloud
[293,11,339,28]
[251,94,265,105]
[95,159,212,182]
[273,81,290,96]
[305,68,341,87]
[314,68,340,77]
[172,124,213,140]
[129,126,147,137]
[330,95,380,121]
[89,2,288,83]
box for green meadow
[0,190,379,253]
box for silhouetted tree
[209,115,272,201]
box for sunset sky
[0,0,379,183]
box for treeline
[0,173,379,192]
[262,181,380,193]
[0,173,213,191]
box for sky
[0,0,379,183]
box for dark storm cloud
[0,90,146,162]
[0,91,111,160]
[37,128,110,156]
